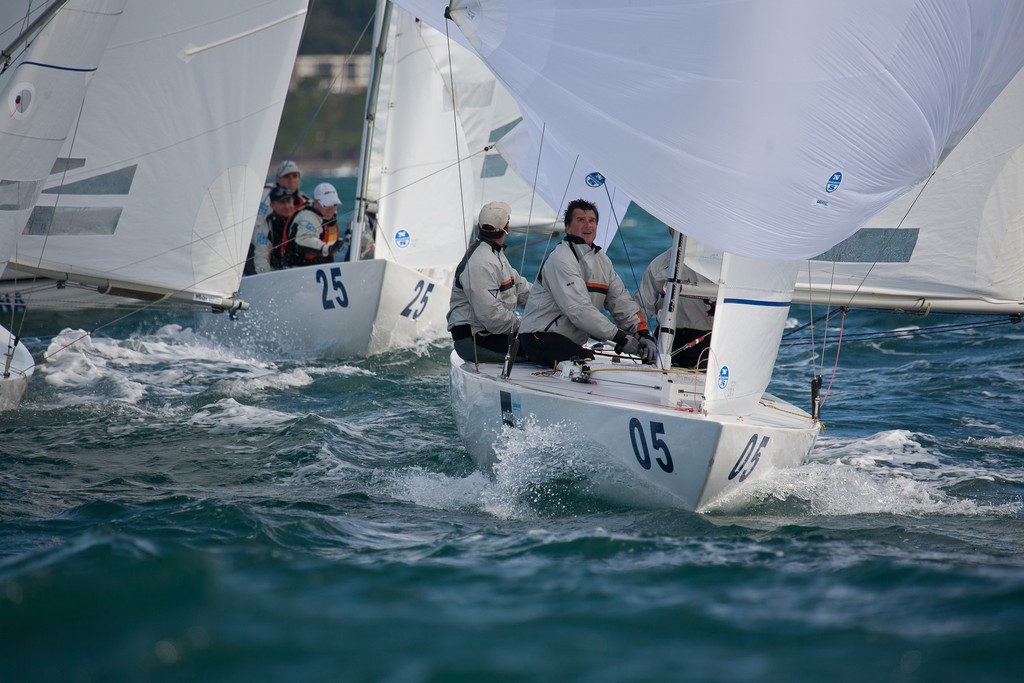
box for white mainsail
[9,0,308,309]
[360,3,556,272]
[389,0,631,246]
[0,0,126,409]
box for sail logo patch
[825,171,842,193]
[394,229,411,248]
[8,83,34,119]
[585,172,606,188]
[718,365,730,390]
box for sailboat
[422,0,1024,511]
[0,0,126,410]
[196,0,558,360]
[5,0,308,367]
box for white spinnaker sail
[495,120,631,249]
[0,0,125,273]
[444,1,1024,262]
[679,63,1024,315]
[10,0,308,308]
[370,5,556,269]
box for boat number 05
[728,435,770,482]
[401,280,434,319]
[316,267,349,310]
[628,418,674,473]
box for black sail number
[628,418,674,473]
[401,280,435,320]
[316,267,349,310]
[729,434,769,482]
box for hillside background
[273,0,379,174]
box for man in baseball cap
[283,182,344,267]
[447,200,531,363]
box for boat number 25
[316,267,349,310]
[401,280,434,319]
[728,435,770,482]
[628,418,673,473]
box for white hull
[198,260,451,359]
[449,351,819,511]
[1,324,34,411]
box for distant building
[292,55,372,93]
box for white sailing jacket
[634,248,715,332]
[447,236,530,336]
[520,235,647,344]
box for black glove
[620,334,641,356]
[612,330,630,353]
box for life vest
[283,206,337,267]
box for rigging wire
[800,170,938,409]
[440,18,469,250]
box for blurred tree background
[272,0,378,173]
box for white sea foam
[189,397,297,432]
[709,429,1022,516]
[382,468,494,511]
[39,325,293,406]
[378,417,611,519]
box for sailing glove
[637,333,658,364]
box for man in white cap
[283,182,343,267]
[633,227,715,368]
[447,201,531,363]
[273,159,309,207]
[245,160,311,275]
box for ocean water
[2,189,1023,682]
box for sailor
[447,201,531,363]
[245,160,311,275]
[283,182,343,267]
[250,185,298,273]
[518,198,656,367]
[272,159,311,208]
[634,228,715,369]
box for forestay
[10,0,308,309]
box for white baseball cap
[275,159,302,179]
[478,201,511,233]
[313,182,340,207]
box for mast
[656,230,686,370]
[349,0,393,262]
[1,0,72,69]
